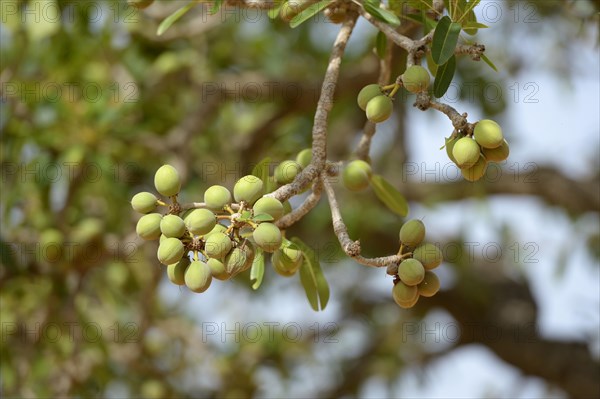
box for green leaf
[238,210,252,222]
[426,51,438,76]
[157,2,197,36]
[433,54,456,97]
[457,0,481,23]
[291,237,330,311]
[405,0,434,11]
[369,175,409,217]
[431,16,461,65]
[250,248,265,290]
[252,213,275,223]
[480,53,498,72]
[209,0,224,15]
[290,0,332,28]
[376,31,387,59]
[268,2,283,19]
[252,157,271,184]
[363,1,401,27]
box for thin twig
[276,181,323,230]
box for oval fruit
[253,223,282,253]
[296,148,312,168]
[417,271,440,297]
[274,160,302,185]
[160,214,186,238]
[167,257,190,285]
[272,247,303,277]
[412,243,443,270]
[357,84,382,111]
[204,232,233,259]
[392,281,419,309]
[154,164,181,197]
[233,175,264,205]
[131,192,158,214]
[402,65,430,93]
[225,247,251,276]
[136,213,162,241]
[157,237,185,265]
[452,137,480,168]
[482,139,510,162]
[398,259,425,286]
[474,119,503,149]
[184,209,216,236]
[366,95,393,123]
[461,154,487,182]
[253,197,284,221]
[207,258,231,281]
[204,185,232,211]
[399,219,426,248]
[444,134,463,165]
[184,261,212,293]
[343,160,372,192]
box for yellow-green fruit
[392,281,419,309]
[366,95,393,123]
[357,84,383,111]
[272,247,303,277]
[207,258,231,281]
[296,148,312,168]
[402,65,430,93]
[204,185,232,211]
[417,271,440,297]
[39,229,64,262]
[461,155,487,182]
[128,0,154,9]
[184,261,212,293]
[167,257,190,285]
[160,215,186,238]
[474,119,504,149]
[412,243,443,270]
[157,237,185,265]
[482,139,510,162]
[398,259,425,286]
[204,232,233,259]
[253,197,284,221]
[207,223,228,236]
[136,213,162,240]
[275,160,302,185]
[225,247,252,276]
[399,219,425,248]
[444,134,463,165]
[184,209,216,236]
[452,137,480,168]
[253,223,282,253]
[343,160,372,192]
[154,164,181,197]
[131,192,157,214]
[233,175,264,205]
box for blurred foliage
[1,0,598,398]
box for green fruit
[128,0,154,9]
[184,261,212,293]
[136,213,163,240]
[167,257,190,285]
[207,258,231,281]
[461,155,488,182]
[275,160,302,185]
[204,232,233,259]
[398,259,425,286]
[204,185,232,211]
[412,243,443,270]
[272,247,303,277]
[131,192,158,214]
[474,119,504,149]
[444,134,464,164]
[157,237,185,265]
[253,197,284,221]
[253,223,282,253]
[357,84,383,111]
[343,160,372,192]
[399,219,426,248]
[452,137,480,168]
[225,246,253,276]
[392,281,419,309]
[366,95,393,123]
[160,215,186,238]
[207,223,228,236]
[482,139,510,162]
[296,148,312,168]
[402,65,430,93]
[154,164,181,197]
[184,209,216,236]
[233,175,264,205]
[417,271,440,297]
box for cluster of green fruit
[392,219,443,309]
[445,119,510,182]
[357,65,431,124]
[132,165,308,293]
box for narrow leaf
[157,2,196,36]
[376,31,387,59]
[363,2,401,27]
[433,54,456,97]
[268,3,283,19]
[480,53,498,72]
[369,175,409,217]
[250,248,265,290]
[252,213,275,223]
[431,16,461,65]
[291,237,330,311]
[252,156,271,184]
[209,0,224,15]
[289,0,331,28]
[426,51,438,76]
[457,0,481,23]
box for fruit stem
[388,84,401,98]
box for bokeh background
[1,0,599,398]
